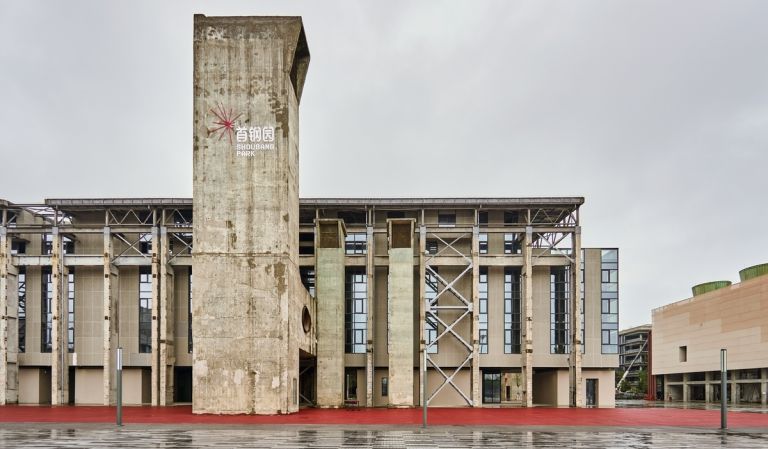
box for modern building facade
[617,324,651,396]
[0,15,619,413]
[652,264,768,405]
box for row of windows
[504,268,522,354]
[345,269,367,354]
[550,267,570,354]
[601,249,619,354]
[478,268,488,354]
[478,234,522,255]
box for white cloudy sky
[1,1,767,328]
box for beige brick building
[0,16,619,412]
[652,264,768,405]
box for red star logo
[209,103,242,144]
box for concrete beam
[365,225,374,407]
[418,225,426,407]
[569,227,583,407]
[387,219,415,406]
[315,220,345,407]
[0,226,19,404]
[150,226,160,406]
[521,226,533,407]
[50,228,67,405]
[102,227,118,405]
[159,226,175,406]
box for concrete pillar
[663,375,669,401]
[150,225,160,406]
[192,15,310,415]
[102,227,118,405]
[705,371,712,403]
[682,373,689,402]
[470,225,480,407]
[365,224,374,407]
[521,226,534,407]
[159,226,175,406]
[387,219,415,406]
[50,228,66,405]
[0,225,19,404]
[569,227,583,407]
[418,224,426,407]
[731,379,739,404]
[761,368,767,406]
[315,219,345,407]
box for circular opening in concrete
[302,306,311,334]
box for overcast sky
[1,1,767,328]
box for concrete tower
[192,15,314,414]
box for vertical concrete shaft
[705,372,713,403]
[102,227,118,405]
[761,368,767,406]
[470,226,480,406]
[365,224,374,407]
[150,226,160,406]
[50,228,65,405]
[418,225,426,407]
[192,15,309,415]
[387,219,414,406]
[521,226,534,407]
[569,226,583,407]
[159,226,175,406]
[315,220,344,407]
[0,226,19,404]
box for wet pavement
[616,399,768,414]
[0,424,766,448]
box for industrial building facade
[652,264,768,405]
[0,15,619,413]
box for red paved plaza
[1,406,767,428]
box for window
[438,212,455,228]
[42,234,53,255]
[504,234,521,254]
[679,346,687,362]
[300,267,316,298]
[188,267,193,354]
[345,233,367,255]
[478,211,489,226]
[425,270,439,354]
[601,249,619,354]
[550,266,570,354]
[299,232,314,255]
[67,270,75,353]
[478,233,488,255]
[504,211,519,225]
[17,268,26,353]
[504,267,521,354]
[139,266,152,353]
[426,240,438,255]
[11,240,26,255]
[345,268,367,354]
[139,233,152,254]
[41,267,52,353]
[381,377,389,397]
[338,211,366,225]
[479,267,488,354]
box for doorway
[68,367,75,404]
[483,371,501,404]
[586,378,598,406]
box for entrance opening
[299,351,316,408]
[586,378,598,406]
[344,368,358,401]
[68,367,75,405]
[482,371,501,404]
[174,367,192,403]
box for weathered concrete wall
[192,15,310,414]
[388,248,414,406]
[315,244,344,407]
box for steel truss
[424,231,475,406]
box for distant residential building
[652,264,768,405]
[618,324,651,395]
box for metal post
[720,349,727,430]
[116,347,123,426]
[422,349,427,428]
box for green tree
[637,368,648,395]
